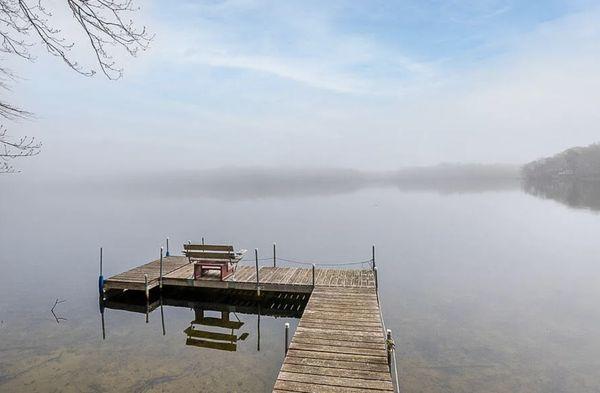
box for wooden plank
[284,356,390,373]
[280,364,391,382]
[183,251,236,260]
[183,244,234,252]
[289,342,386,357]
[274,380,390,393]
[277,371,393,391]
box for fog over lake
[2,168,600,392]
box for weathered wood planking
[104,256,190,291]
[106,262,376,293]
[274,286,393,393]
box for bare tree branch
[0,0,151,172]
[0,124,41,173]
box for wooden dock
[103,257,395,392]
[274,285,394,392]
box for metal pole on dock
[374,266,378,292]
[273,243,276,267]
[386,328,400,393]
[312,264,316,287]
[159,247,164,289]
[166,237,170,257]
[372,245,376,270]
[386,329,393,367]
[284,322,290,354]
[255,248,260,292]
[98,247,104,297]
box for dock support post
[273,243,276,267]
[144,274,149,300]
[255,249,260,294]
[372,245,376,270]
[165,238,170,257]
[386,329,393,369]
[312,264,316,287]
[202,237,205,245]
[98,247,104,297]
[374,266,378,292]
[159,247,164,289]
[285,322,290,354]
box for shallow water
[1,173,600,392]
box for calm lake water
[1,171,600,392]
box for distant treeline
[522,143,600,180]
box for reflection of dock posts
[144,273,149,323]
[284,322,289,354]
[273,243,277,267]
[160,296,166,336]
[312,264,316,287]
[101,310,106,340]
[159,247,164,290]
[99,298,106,340]
[257,302,261,352]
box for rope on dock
[276,257,373,267]
[237,254,374,268]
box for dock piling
[312,264,316,287]
[284,322,290,354]
[255,248,260,289]
[386,329,393,368]
[98,247,104,297]
[374,266,379,291]
[166,237,170,257]
[273,243,277,267]
[159,247,164,289]
[372,245,376,270]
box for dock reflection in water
[100,288,308,354]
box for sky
[7,0,600,176]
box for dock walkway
[274,285,394,392]
[103,257,395,392]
